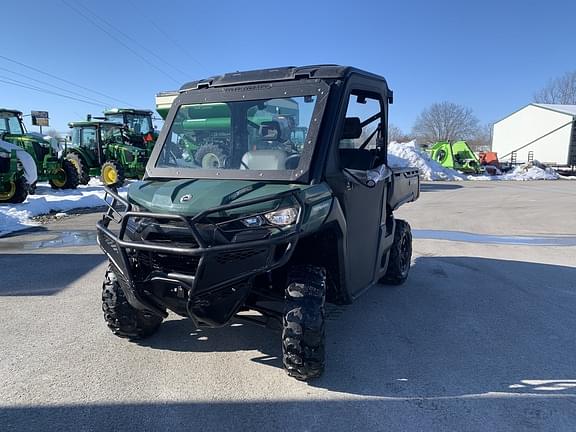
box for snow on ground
[0,179,127,237]
[469,163,560,181]
[388,141,466,181]
[389,141,567,181]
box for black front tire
[101,160,125,187]
[50,159,80,190]
[66,153,90,185]
[10,177,29,203]
[381,219,412,285]
[282,265,326,381]
[102,265,163,339]
[0,177,29,203]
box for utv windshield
[0,112,25,135]
[153,83,327,181]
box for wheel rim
[201,153,222,168]
[102,166,117,184]
[52,169,67,188]
[0,181,16,201]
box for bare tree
[412,102,479,144]
[467,123,493,152]
[388,123,414,143]
[45,129,61,139]
[534,71,576,104]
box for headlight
[241,216,264,227]
[0,151,9,158]
[264,207,299,226]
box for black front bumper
[96,187,301,326]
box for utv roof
[178,64,387,92]
[103,108,153,115]
[0,108,22,115]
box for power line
[75,0,191,79]
[126,0,206,74]
[62,0,180,85]
[0,76,105,107]
[0,66,111,107]
[0,54,134,107]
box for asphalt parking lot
[1,181,575,431]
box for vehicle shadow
[420,182,463,192]
[138,256,576,399]
[0,253,105,296]
[1,395,575,432]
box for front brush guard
[96,186,302,322]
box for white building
[492,104,576,166]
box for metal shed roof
[532,104,576,116]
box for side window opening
[339,92,384,171]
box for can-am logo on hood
[180,194,193,203]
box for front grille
[144,230,199,247]
[138,251,200,276]
[215,248,267,264]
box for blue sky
[1,0,575,134]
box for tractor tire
[49,159,79,190]
[102,265,163,340]
[195,144,227,169]
[381,219,412,285]
[0,177,29,204]
[282,265,326,381]
[101,160,125,187]
[66,153,90,185]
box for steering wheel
[285,154,300,169]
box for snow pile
[388,141,564,181]
[388,141,466,181]
[0,179,127,237]
[469,161,560,181]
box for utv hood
[128,179,302,216]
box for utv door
[327,86,393,297]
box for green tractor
[103,108,157,156]
[0,145,30,203]
[66,117,149,187]
[427,140,481,174]
[0,108,79,190]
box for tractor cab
[69,120,126,164]
[67,118,148,186]
[0,108,79,190]
[103,108,156,153]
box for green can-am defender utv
[67,117,149,187]
[103,108,157,156]
[97,65,420,380]
[0,108,79,191]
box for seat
[241,150,288,170]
